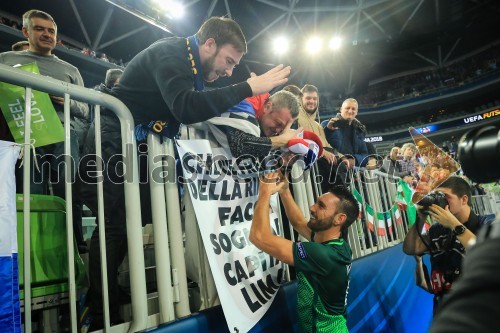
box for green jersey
[292,237,352,333]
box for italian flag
[352,188,363,219]
[366,205,374,232]
[376,212,387,236]
[392,205,403,225]
[384,211,393,236]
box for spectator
[88,68,123,123]
[100,53,109,62]
[0,9,89,253]
[399,142,418,184]
[103,68,123,89]
[323,98,371,168]
[199,90,301,160]
[78,16,291,331]
[11,40,29,51]
[250,174,359,332]
[56,39,66,48]
[403,176,494,314]
[286,84,343,190]
[381,146,415,184]
[296,84,336,165]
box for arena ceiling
[2,0,500,96]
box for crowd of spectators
[358,43,500,106]
[363,97,499,135]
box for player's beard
[307,214,334,232]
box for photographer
[403,176,494,314]
[428,124,500,333]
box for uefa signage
[463,109,499,124]
[364,136,383,143]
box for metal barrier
[472,194,498,216]
[0,63,147,332]
[146,134,190,320]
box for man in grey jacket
[0,9,89,250]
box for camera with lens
[458,125,499,183]
[334,118,350,128]
[418,190,448,211]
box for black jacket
[112,37,252,136]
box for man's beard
[304,106,317,115]
[202,53,215,81]
[307,215,333,232]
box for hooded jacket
[297,105,333,152]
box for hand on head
[279,121,301,143]
[247,64,291,96]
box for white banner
[177,140,286,333]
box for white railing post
[147,134,175,323]
[63,93,78,332]
[93,105,111,330]
[22,87,32,333]
[163,139,191,317]
[121,119,148,332]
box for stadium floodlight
[272,36,290,55]
[168,2,185,19]
[306,36,323,54]
[328,36,342,50]
[155,0,185,19]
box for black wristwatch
[453,224,467,236]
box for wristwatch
[453,224,467,236]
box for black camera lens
[458,125,500,183]
[336,119,350,128]
[418,191,448,209]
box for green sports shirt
[292,237,352,333]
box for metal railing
[0,63,147,332]
[472,193,498,217]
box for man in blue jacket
[322,98,370,168]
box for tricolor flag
[397,179,417,226]
[352,188,363,219]
[392,205,403,225]
[0,141,22,333]
[384,211,393,236]
[366,205,374,232]
[376,212,387,236]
